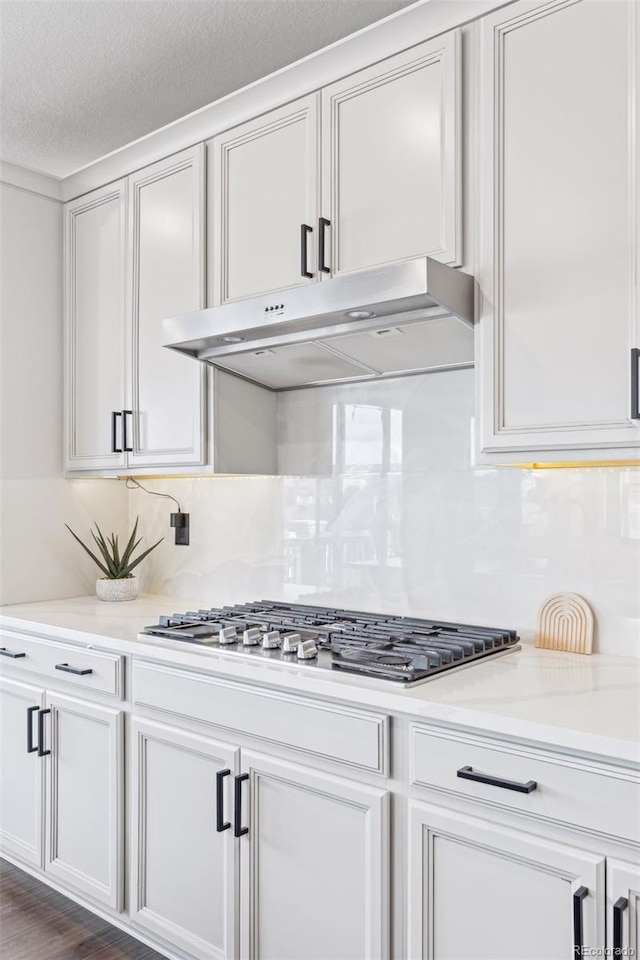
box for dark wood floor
[0,859,166,960]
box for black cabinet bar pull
[234,773,249,838]
[318,217,331,274]
[613,896,628,956]
[0,647,26,659]
[456,765,537,794]
[37,708,51,758]
[55,663,93,676]
[300,224,313,279]
[216,769,231,832]
[122,409,133,452]
[27,706,39,754]
[631,348,640,420]
[573,885,588,958]
[111,411,123,453]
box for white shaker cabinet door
[321,31,461,277]
[126,146,206,468]
[64,181,127,471]
[239,751,390,960]
[209,94,320,305]
[130,719,239,960]
[44,692,124,911]
[607,858,640,959]
[408,802,605,960]
[477,0,640,455]
[0,678,45,867]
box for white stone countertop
[1,594,639,768]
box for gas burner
[337,648,414,668]
[140,600,520,685]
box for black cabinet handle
[456,765,537,794]
[216,769,231,832]
[631,348,640,420]
[300,224,313,279]
[318,217,331,274]
[573,885,588,958]
[234,773,249,837]
[37,708,51,758]
[55,663,93,676]
[0,647,26,659]
[122,409,133,452]
[27,706,39,754]
[613,896,628,955]
[111,411,123,453]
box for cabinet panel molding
[322,31,461,276]
[476,0,640,455]
[0,678,45,868]
[44,692,124,911]
[130,718,238,960]
[64,180,127,472]
[210,94,320,306]
[408,800,605,960]
[240,751,390,960]
[133,659,389,775]
[126,145,207,468]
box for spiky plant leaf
[110,534,120,570]
[67,518,163,579]
[122,537,164,576]
[120,517,140,570]
[65,524,111,578]
[91,528,118,577]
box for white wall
[129,368,640,658]
[0,180,128,603]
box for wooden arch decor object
[535,593,594,655]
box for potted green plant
[65,517,163,601]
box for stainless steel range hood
[163,257,475,390]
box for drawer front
[410,724,640,843]
[0,630,124,699]
[133,660,388,775]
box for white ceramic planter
[96,576,139,602]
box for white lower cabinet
[130,719,239,960]
[0,680,124,910]
[44,691,124,910]
[607,858,640,958]
[130,720,390,960]
[408,802,605,960]
[239,751,389,960]
[0,678,45,867]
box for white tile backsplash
[129,369,640,656]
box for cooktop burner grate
[140,600,519,685]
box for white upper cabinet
[321,31,461,276]
[476,0,640,457]
[209,95,320,305]
[64,181,127,472]
[126,147,206,468]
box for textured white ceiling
[0,0,416,178]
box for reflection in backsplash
[129,369,640,657]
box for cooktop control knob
[219,626,238,645]
[282,633,301,654]
[297,639,318,660]
[243,627,261,647]
[262,630,281,649]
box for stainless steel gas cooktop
[140,600,519,685]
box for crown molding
[0,160,64,202]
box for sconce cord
[124,476,182,513]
